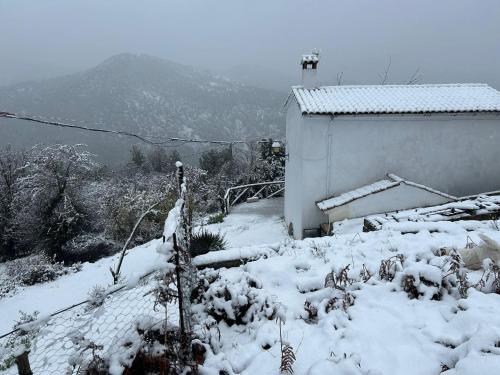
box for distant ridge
[0,53,284,148]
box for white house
[284,53,500,239]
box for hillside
[0,54,285,164]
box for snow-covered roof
[291,83,500,115]
[316,174,456,211]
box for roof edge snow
[316,174,457,211]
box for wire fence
[0,162,196,375]
[0,270,173,374]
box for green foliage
[130,145,146,167]
[190,230,227,257]
[104,189,176,246]
[147,148,180,173]
[207,212,225,224]
[199,148,233,176]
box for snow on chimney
[301,50,319,88]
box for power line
[0,111,266,148]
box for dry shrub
[325,265,353,290]
[401,275,419,300]
[475,259,500,294]
[443,250,469,298]
[379,254,404,281]
[277,317,296,374]
[280,344,296,374]
[324,292,355,313]
[359,264,373,283]
[303,301,318,322]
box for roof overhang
[317,174,457,214]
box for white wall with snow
[284,106,500,239]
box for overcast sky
[1,0,499,89]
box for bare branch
[378,56,392,85]
[336,71,344,86]
[406,67,423,85]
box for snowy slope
[0,239,165,335]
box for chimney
[301,50,319,88]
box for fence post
[15,351,32,375]
[176,161,184,194]
[172,233,186,340]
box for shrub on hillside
[0,254,81,297]
[61,234,119,264]
[207,212,225,224]
[190,231,227,257]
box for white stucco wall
[326,183,453,222]
[284,103,304,238]
[329,113,500,197]
[284,104,500,239]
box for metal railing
[224,180,284,213]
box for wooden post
[15,351,32,375]
[173,233,186,336]
[172,233,188,362]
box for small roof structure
[317,174,456,212]
[289,83,500,115]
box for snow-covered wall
[284,106,500,239]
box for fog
[1,0,499,89]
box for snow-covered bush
[11,144,97,260]
[0,311,40,371]
[7,254,79,286]
[61,234,118,264]
[378,254,404,281]
[0,254,80,297]
[87,285,108,309]
[67,332,106,374]
[476,259,500,294]
[192,270,278,327]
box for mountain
[0,53,285,164]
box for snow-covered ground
[195,227,500,375]
[200,197,287,247]
[0,240,164,335]
[2,197,500,374]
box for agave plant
[190,230,227,257]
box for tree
[199,147,233,176]
[147,148,181,173]
[0,146,26,260]
[130,145,145,168]
[12,144,97,259]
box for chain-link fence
[0,269,177,374]
[0,163,197,375]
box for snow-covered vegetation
[191,218,500,375]
[0,141,284,295]
[1,193,500,374]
